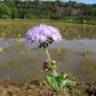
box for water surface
[0,38,96,84]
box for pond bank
[0,80,96,96]
[0,20,96,39]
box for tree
[0,3,12,19]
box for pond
[0,38,96,84]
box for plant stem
[45,48,58,76]
[45,48,52,62]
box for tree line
[0,0,96,20]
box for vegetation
[0,0,96,21]
[0,19,96,39]
[0,1,96,96]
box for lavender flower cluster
[25,24,62,48]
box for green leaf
[56,73,76,89]
[56,73,69,80]
[46,75,60,91]
[46,73,77,92]
[63,79,76,87]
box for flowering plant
[25,24,62,76]
[25,24,76,95]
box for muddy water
[0,38,96,84]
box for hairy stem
[45,48,58,76]
[45,48,52,62]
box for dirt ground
[0,80,96,96]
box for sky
[41,0,96,4]
[64,0,96,4]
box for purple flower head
[25,24,62,48]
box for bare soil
[0,80,96,96]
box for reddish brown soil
[0,80,96,96]
[0,80,58,96]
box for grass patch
[0,19,96,39]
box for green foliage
[46,75,60,91]
[0,3,12,19]
[0,1,96,20]
[46,73,76,92]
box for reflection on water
[0,38,96,84]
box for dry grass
[0,19,96,39]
